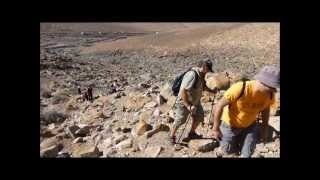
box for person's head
[254,65,280,92]
[197,59,214,74]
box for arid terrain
[40,23,280,158]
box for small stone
[174,144,183,151]
[57,151,70,158]
[48,123,55,130]
[157,94,167,105]
[121,127,131,133]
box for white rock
[72,137,84,144]
[115,138,133,150]
[48,123,55,130]
[153,108,161,117]
[144,101,157,109]
[269,116,280,132]
[144,146,163,157]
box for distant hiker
[87,86,93,101]
[110,80,119,93]
[83,91,89,101]
[77,86,81,95]
[211,65,279,158]
[169,59,218,144]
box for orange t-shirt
[222,80,276,128]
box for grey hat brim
[254,74,280,88]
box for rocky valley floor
[40,24,280,158]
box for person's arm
[261,107,270,144]
[181,88,196,114]
[211,97,229,139]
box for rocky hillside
[40,23,280,158]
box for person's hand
[212,87,219,94]
[212,127,222,140]
[189,105,197,115]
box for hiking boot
[187,132,203,139]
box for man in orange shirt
[211,65,279,157]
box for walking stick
[177,113,192,144]
[208,92,216,127]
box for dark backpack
[172,69,199,96]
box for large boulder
[205,72,230,91]
[160,83,173,100]
[40,136,63,157]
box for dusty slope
[81,23,245,53]
[40,23,212,33]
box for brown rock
[131,119,152,137]
[145,124,170,138]
[71,143,100,157]
[188,139,219,152]
[157,94,167,105]
[144,101,157,109]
